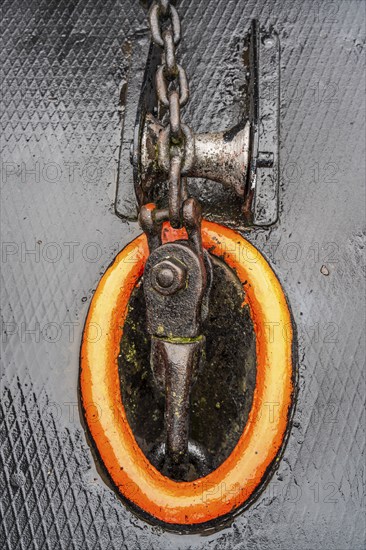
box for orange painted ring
[80,221,294,525]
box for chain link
[149,2,181,47]
[162,30,176,74]
[142,2,207,475]
[148,0,193,229]
[155,64,189,107]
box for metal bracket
[245,20,280,226]
[116,20,279,227]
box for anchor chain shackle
[139,0,210,476]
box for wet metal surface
[139,115,251,204]
[118,255,256,480]
[1,0,365,548]
[116,20,280,228]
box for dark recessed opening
[118,254,256,481]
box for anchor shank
[151,337,204,474]
[141,204,211,475]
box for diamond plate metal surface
[1,0,365,549]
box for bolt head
[151,259,186,295]
[156,267,175,288]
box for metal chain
[142,1,208,475]
[148,0,194,229]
